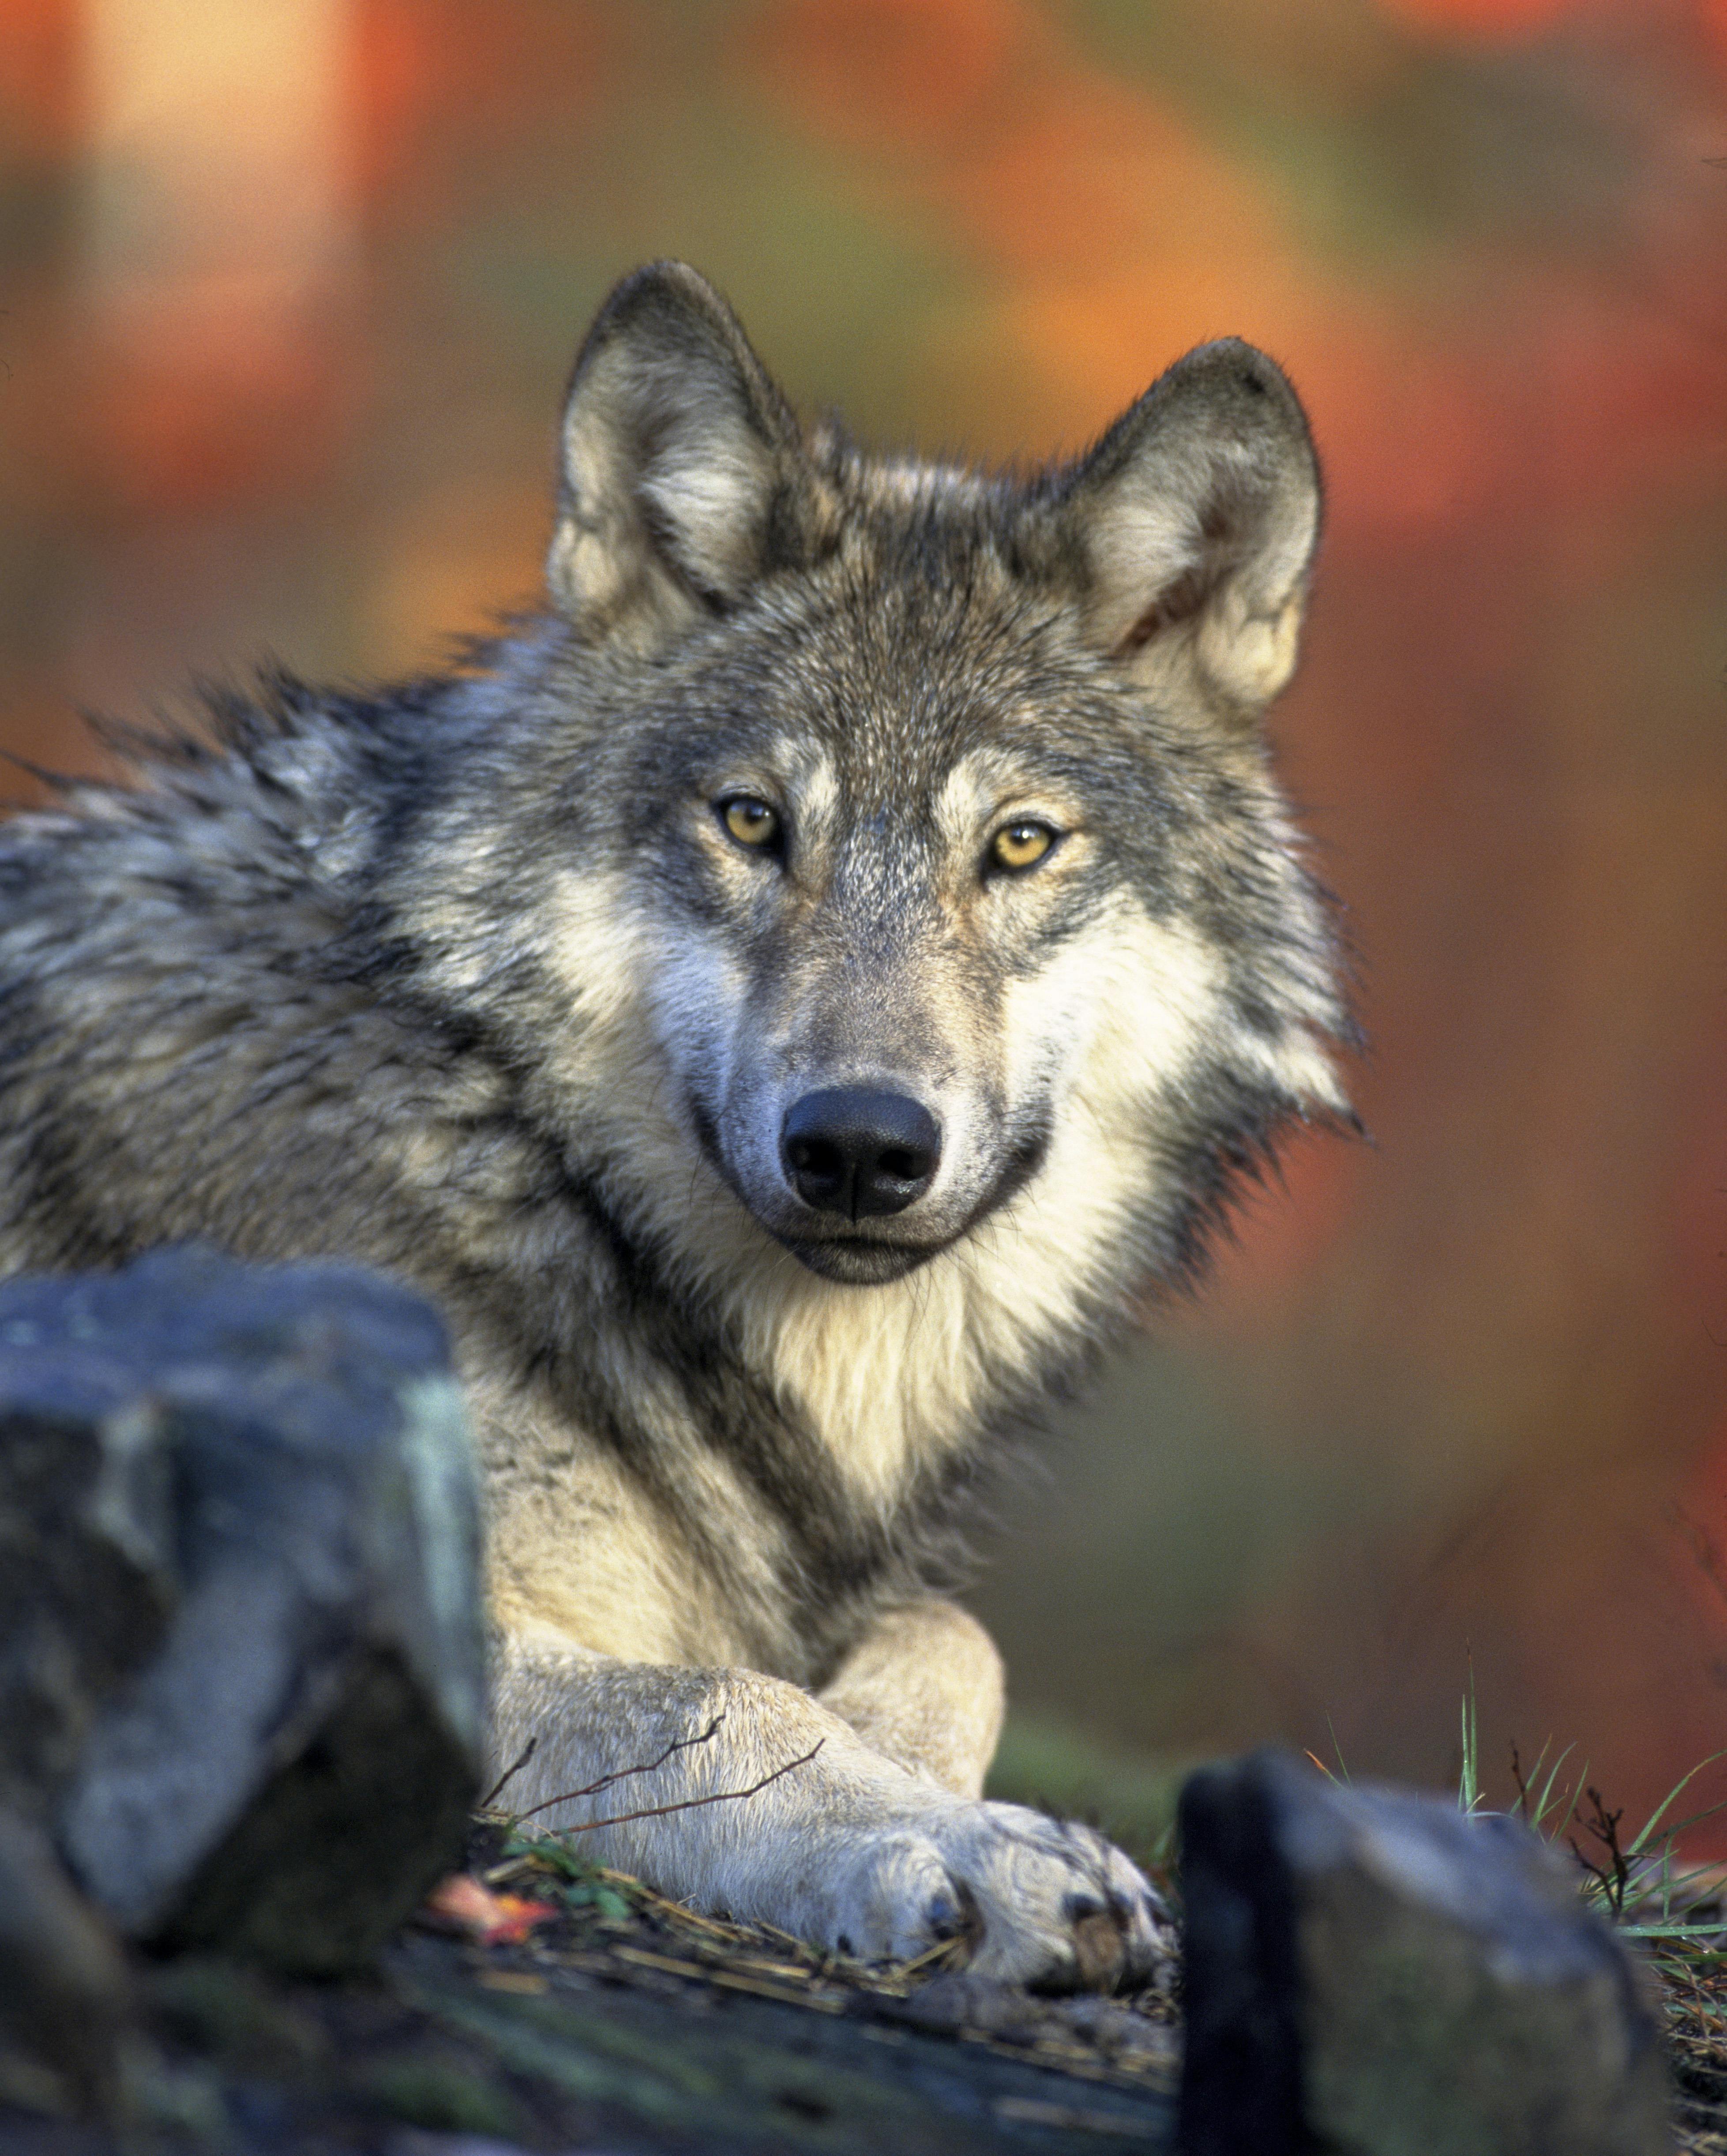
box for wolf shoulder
[0,706,534,1292]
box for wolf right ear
[547,263,819,650]
[1059,340,1321,722]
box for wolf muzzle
[780,1087,941,1221]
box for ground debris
[444,1812,1182,2096]
[1662,1942,1727,2152]
[15,1797,1727,2151]
[512,1848,1727,2156]
[0,1814,1180,2154]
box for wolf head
[409,264,1347,1330]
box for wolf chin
[0,264,1349,1991]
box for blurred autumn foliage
[1,0,1725,1831]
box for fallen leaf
[422,1873,559,1946]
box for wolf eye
[989,820,1057,874]
[719,796,781,852]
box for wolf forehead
[617,562,1193,811]
[529,256,1322,843]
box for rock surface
[0,1245,484,1975]
[0,1806,132,2119]
[1178,1747,1671,2156]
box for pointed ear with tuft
[1059,339,1321,721]
[547,262,819,651]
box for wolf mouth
[775,1234,947,1285]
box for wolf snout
[780,1087,940,1219]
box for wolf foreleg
[489,1623,1166,1992]
[815,1597,1004,1798]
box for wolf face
[523,264,1347,1294]
[614,577,1246,1289]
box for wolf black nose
[781,1089,941,1220]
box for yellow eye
[721,796,780,850]
[990,820,1056,873]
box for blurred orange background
[3,0,1726,1839]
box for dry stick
[1570,1785,1631,1918]
[480,1735,539,1811]
[550,1739,826,1834]
[513,1716,728,1826]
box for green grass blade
[1458,1665,1481,1815]
[1630,1795,1727,1856]
[1531,1742,1576,1831]
[1625,1751,1727,1857]
[1552,1762,1589,1844]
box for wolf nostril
[786,1134,846,1183]
[781,1088,941,1221]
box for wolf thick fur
[0,265,1348,1989]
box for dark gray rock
[0,1337,178,1822]
[0,1805,132,2119]
[0,1246,484,1975]
[1178,1748,1671,2156]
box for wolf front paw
[825,1802,1171,1994]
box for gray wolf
[0,263,1348,1991]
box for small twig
[1510,1741,1530,1822]
[1570,1786,1631,1917]
[549,1738,826,1834]
[513,1716,728,1825]
[480,1735,538,1810]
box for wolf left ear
[1059,340,1321,720]
[547,262,817,650]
